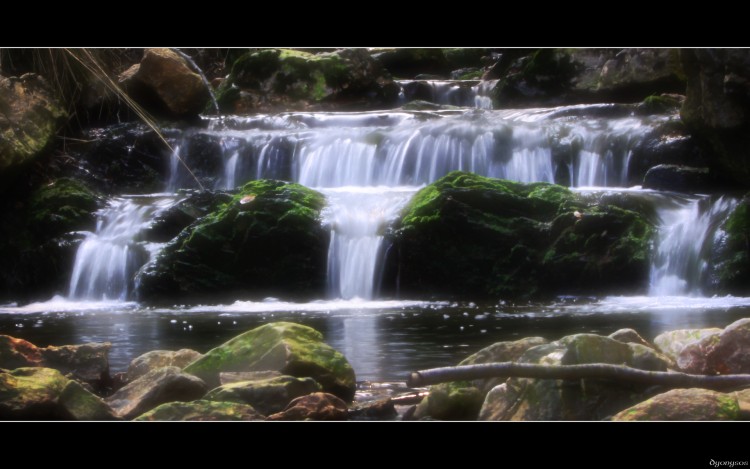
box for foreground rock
[105,366,208,420]
[611,388,740,421]
[126,349,203,381]
[653,328,722,374]
[136,180,329,303]
[384,171,654,299]
[413,337,547,420]
[0,73,67,173]
[0,335,111,389]
[266,392,349,421]
[134,399,264,421]
[479,333,672,421]
[204,375,321,415]
[119,48,209,118]
[0,367,117,420]
[183,322,356,400]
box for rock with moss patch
[611,388,740,421]
[704,318,750,374]
[478,333,672,421]
[134,399,264,421]
[105,366,208,420]
[608,328,653,348]
[0,367,117,420]
[653,328,722,374]
[184,322,356,401]
[204,375,320,415]
[384,171,654,300]
[126,349,203,381]
[136,180,329,303]
[266,392,349,421]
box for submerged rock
[183,322,356,401]
[479,333,672,421]
[126,349,203,381]
[0,367,117,420]
[611,388,740,421]
[384,171,654,300]
[134,399,264,421]
[136,180,329,303]
[105,366,208,420]
[265,392,349,421]
[204,375,320,415]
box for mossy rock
[134,399,264,421]
[28,178,100,238]
[204,375,321,415]
[611,388,740,421]
[183,322,356,401]
[716,197,750,294]
[136,179,329,303]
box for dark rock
[136,180,329,303]
[183,322,356,401]
[348,398,398,421]
[265,392,349,421]
[714,197,750,295]
[371,48,450,79]
[204,375,320,415]
[0,73,67,173]
[119,48,209,118]
[611,388,739,421]
[133,399,264,421]
[642,165,716,193]
[141,190,233,243]
[126,349,203,381]
[105,366,208,420]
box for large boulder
[133,399,264,421]
[642,165,716,193]
[105,366,208,420]
[611,388,740,421]
[136,180,329,303]
[265,392,349,421]
[126,349,203,381]
[0,335,111,389]
[183,322,356,401]
[0,73,67,173]
[204,375,320,415]
[704,318,750,374]
[0,367,117,420]
[217,48,399,113]
[680,49,750,187]
[119,48,209,118]
[383,171,654,300]
[413,337,547,421]
[479,333,672,421]
[653,328,723,374]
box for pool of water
[2,295,749,382]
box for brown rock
[126,349,203,381]
[653,328,722,373]
[266,392,349,421]
[706,318,750,374]
[611,388,740,421]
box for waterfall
[68,196,177,301]
[649,195,738,296]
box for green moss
[134,400,262,421]
[718,197,750,293]
[28,178,100,237]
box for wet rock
[608,328,653,348]
[141,190,232,243]
[204,375,320,415]
[384,171,654,300]
[0,367,117,420]
[611,388,740,421]
[183,322,356,401]
[134,399,264,421]
[219,370,283,385]
[653,328,722,373]
[0,73,67,172]
[348,398,398,421]
[714,197,750,295]
[705,318,750,374]
[371,48,450,79]
[119,48,209,118]
[479,333,672,421]
[266,392,349,421]
[105,366,208,420]
[642,165,716,193]
[136,180,329,303]
[0,335,111,389]
[126,349,203,381]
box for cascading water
[68,195,177,301]
[396,80,496,109]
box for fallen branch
[407,362,750,391]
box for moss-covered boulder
[204,375,321,416]
[479,333,673,421]
[136,180,329,303]
[611,388,740,421]
[183,322,356,401]
[608,328,653,348]
[126,349,203,381]
[384,171,654,300]
[265,392,349,421]
[715,197,750,295]
[0,367,117,420]
[218,48,399,113]
[0,73,67,173]
[105,366,208,420]
[134,399,264,421]
[413,337,547,421]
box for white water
[68,195,177,301]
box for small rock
[204,375,321,416]
[126,349,203,381]
[134,399,264,421]
[611,388,740,421]
[266,392,349,421]
[608,328,653,348]
[348,398,398,421]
